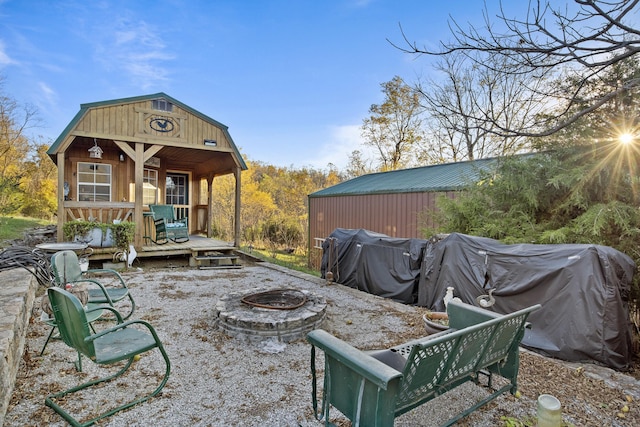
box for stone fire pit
[214,287,327,343]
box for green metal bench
[307,300,540,427]
[149,204,189,244]
[45,287,170,427]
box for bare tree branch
[390,0,640,137]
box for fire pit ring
[241,288,307,310]
[214,287,326,343]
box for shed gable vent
[152,98,173,112]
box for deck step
[191,253,241,269]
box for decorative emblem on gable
[150,117,175,133]
[135,108,186,141]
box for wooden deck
[89,235,236,261]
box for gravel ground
[5,259,640,426]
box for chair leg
[151,237,168,245]
[45,344,171,427]
[40,326,57,356]
[121,294,136,320]
[75,351,83,372]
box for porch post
[133,143,144,248]
[207,175,214,238]
[234,166,241,247]
[56,152,66,242]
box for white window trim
[143,168,159,206]
[77,162,112,202]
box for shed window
[166,173,188,205]
[143,168,158,205]
[152,99,173,112]
[77,162,112,202]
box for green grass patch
[240,245,320,277]
[0,215,54,243]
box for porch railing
[63,202,136,223]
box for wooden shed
[307,158,498,268]
[47,93,247,259]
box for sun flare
[618,133,634,144]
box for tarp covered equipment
[321,228,426,303]
[321,229,635,370]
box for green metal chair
[149,204,189,244]
[39,300,104,364]
[51,250,136,319]
[45,287,171,427]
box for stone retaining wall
[0,270,37,427]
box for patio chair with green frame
[149,204,189,244]
[39,298,104,368]
[45,287,171,427]
[51,250,135,320]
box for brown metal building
[307,158,499,268]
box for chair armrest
[86,319,163,344]
[86,305,124,324]
[307,329,402,390]
[447,300,499,329]
[85,269,128,288]
[68,278,115,305]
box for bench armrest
[307,329,402,389]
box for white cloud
[92,17,174,89]
[309,124,376,170]
[0,40,16,66]
[38,81,56,105]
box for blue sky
[1,0,508,170]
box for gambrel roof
[48,92,247,171]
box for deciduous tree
[361,76,424,170]
[0,78,50,217]
[417,53,539,161]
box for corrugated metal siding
[308,190,458,269]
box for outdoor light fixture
[119,153,125,162]
[204,139,217,147]
[88,138,103,159]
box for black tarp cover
[418,233,635,370]
[321,228,426,303]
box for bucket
[537,394,562,427]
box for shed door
[166,172,189,222]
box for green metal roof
[47,92,247,170]
[309,157,500,197]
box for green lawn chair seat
[149,204,189,244]
[45,287,170,427]
[51,250,135,319]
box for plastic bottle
[443,287,454,308]
[537,394,562,427]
